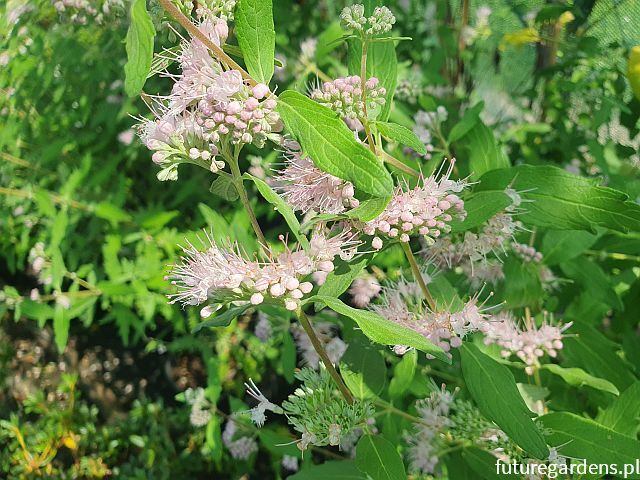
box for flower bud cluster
[359,164,467,250]
[481,312,570,375]
[348,272,381,307]
[371,278,488,358]
[168,229,358,312]
[275,146,359,214]
[53,0,124,25]
[195,0,237,20]
[310,76,386,121]
[340,4,396,36]
[281,367,374,451]
[185,387,212,427]
[512,242,543,263]
[138,13,281,180]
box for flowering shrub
[2,0,640,478]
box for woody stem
[297,309,354,404]
[401,242,437,311]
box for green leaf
[460,343,549,459]
[355,435,407,480]
[450,191,512,232]
[281,330,296,383]
[288,460,367,479]
[475,165,640,233]
[235,0,275,84]
[19,300,54,323]
[375,121,426,154]
[307,296,448,362]
[95,202,132,226]
[209,175,239,201]
[258,429,300,457]
[53,303,70,352]
[448,102,484,143]
[277,91,393,198]
[502,257,543,309]
[340,344,386,399]
[597,382,640,437]
[560,257,623,310]
[244,173,309,250]
[562,323,636,392]
[388,349,417,399]
[542,364,619,396]
[462,447,520,480]
[124,0,155,97]
[315,21,344,64]
[462,121,510,179]
[541,230,599,265]
[316,254,373,310]
[539,412,640,477]
[50,247,66,291]
[192,305,251,333]
[345,196,391,222]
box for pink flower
[360,162,467,250]
[348,273,381,307]
[276,148,359,214]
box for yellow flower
[500,27,541,50]
[628,46,640,101]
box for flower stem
[400,242,437,311]
[376,148,420,178]
[297,309,354,404]
[359,39,376,154]
[158,0,256,86]
[226,152,270,256]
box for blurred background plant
[1,0,639,477]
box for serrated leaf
[539,412,640,477]
[124,0,155,97]
[460,343,549,459]
[355,435,407,480]
[192,304,251,333]
[307,295,449,362]
[209,175,239,201]
[235,0,275,84]
[450,191,512,232]
[597,382,640,437]
[340,344,386,399]
[375,121,426,154]
[244,173,309,250]
[542,364,619,396]
[475,165,640,233]
[277,91,393,198]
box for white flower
[245,379,283,427]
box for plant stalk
[297,309,354,404]
[226,154,269,256]
[158,0,256,86]
[401,242,436,311]
[359,39,377,154]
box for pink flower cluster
[291,322,347,368]
[310,76,385,123]
[275,147,359,214]
[371,278,488,358]
[138,13,281,180]
[168,229,358,312]
[348,273,381,307]
[481,313,570,374]
[512,243,543,263]
[361,164,467,250]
